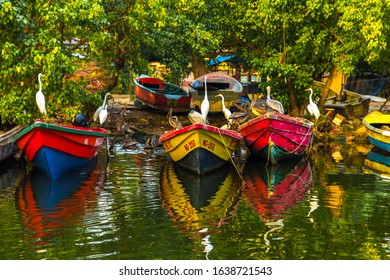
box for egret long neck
[204,77,208,100]
[38,75,42,92]
[103,93,110,107]
[221,95,226,110]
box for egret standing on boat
[93,93,111,123]
[266,86,284,114]
[217,94,232,121]
[36,73,47,116]
[306,88,320,120]
[200,76,210,123]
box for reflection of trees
[307,143,389,259]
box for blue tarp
[206,55,241,66]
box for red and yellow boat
[238,112,314,164]
[13,121,107,179]
[159,123,243,175]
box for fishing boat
[159,123,243,175]
[0,125,24,162]
[13,121,107,179]
[189,72,243,112]
[325,88,371,120]
[134,76,191,113]
[363,111,390,152]
[243,158,313,221]
[238,112,314,164]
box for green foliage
[1,0,390,124]
[0,0,106,125]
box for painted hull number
[202,139,215,151]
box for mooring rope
[217,128,245,184]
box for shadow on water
[16,157,107,246]
[1,141,389,260]
[243,158,313,221]
[242,158,313,252]
[364,146,390,179]
[159,161,242,259]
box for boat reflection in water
[160,161,242,258]
[243,158,313,251]
[364,147,390,179]
[17,157,106,246]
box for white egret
[200,76,210,123]
[93,92,111,122]
[36,73,47,115]
[306,88,320,119]
[217,94,232,121]
[99,104,108,125]
[266,86,284,114]
[167,108,182,129]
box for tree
[0,0,161,125]
[0,0,108,125]
[181,0,390,116]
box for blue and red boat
[13,121,107,179]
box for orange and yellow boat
[159,123,243,175]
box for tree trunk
[190,54,208,78]
[105,46,126,92]
[287,79,299,117]
[318,66,335,110]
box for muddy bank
[105,95,228,149]
[105,94,390,151]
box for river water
[0,141,389,260]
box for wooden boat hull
[134,76,191,113]
[363,111,390,152]
[238,112,314,164]
[159,123,243,175]
[325,89,370,120]
[13,121,107,179]
[0,125,24,162]
[243,158,312,220]
[189,72,243,112]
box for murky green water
[0,143,389,260]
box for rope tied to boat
[283,126,313,156]
[216,128,245,184]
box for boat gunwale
[13,121,108,142]
[0,125,25,145]
[362,111,390,135]
[238,112,314,132]
[159,123,243,142]
[134,77,190,97]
